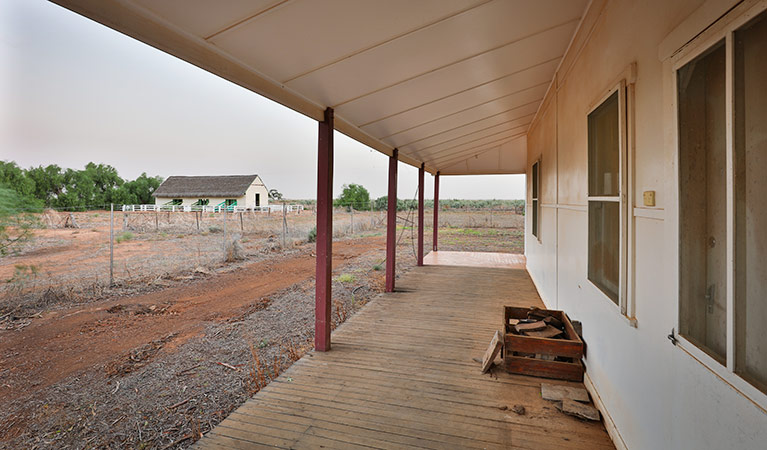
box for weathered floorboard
[198,264,614,449]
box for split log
[481,330,504,373]
[515,321,546,333]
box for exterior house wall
[524,1,767,449]
[152,176,269,208]
[243,176,269,208]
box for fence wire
[1,203,524,317]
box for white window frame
[586,81,630,318]
[531,158,540,241]
[670,0,767,411]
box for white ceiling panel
[418,122,528,158]
[423,127,527,165]
[440,136,527,174]
[52,0,589,175]
[352,24,573,139]
[430,134,520,167]
[382,89,544,148]
[398,112,535,153]
[283,0,582,107]
[132,0,284,39]
[209,0,482,83]
[409,122,530,160]
[336,57,559,130]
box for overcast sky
[0,0,525,200]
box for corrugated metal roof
[51,0,589,175]
[152,175,258,198]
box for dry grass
[1,209,390,316]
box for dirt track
[0,236,384,404]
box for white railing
[121,204,305,213]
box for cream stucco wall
[524,1,767,449]
[244,175,269,208]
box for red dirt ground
[0,236,384,404]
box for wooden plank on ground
[481,330,504,373]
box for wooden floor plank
[198,263,614,450]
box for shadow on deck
[198,257,614,449]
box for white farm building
[152,174,268,210]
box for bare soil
[0,209,524,449]
[0,235,417,449]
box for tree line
[0,161,163,211]
[333,183,524,212]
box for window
[734,7,767,394]
[678,40,727,363]
[193,198,209,206]
[531,160,540,239]
[588,87,626,308]
[255,193,261,207]
[677,7,767,395]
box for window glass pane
[735,11,767,392]
[532,199,539,238]
[588,91,619,196]
[678,40,727,362]
[588,201,619,304]
[532,162,539,199]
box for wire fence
[1,201,524,317]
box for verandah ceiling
[51,0,587,175]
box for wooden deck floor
[198,264,614,449]
[423,251,527,269]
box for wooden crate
[503,306,584,381]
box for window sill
[619,313,638,328]
[586,279,637,328]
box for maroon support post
[417,163,425,266]
[385,149,398,292]
[433,171,440,252]
[315,108,334,352]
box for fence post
[240,211,243,232]
[350,207,354,234]
[196,211,199,231]
[490,205,494,227]
[155,209,159,231]
[223,209,228,257]
[282,201,287,249]
[110,203,114,287]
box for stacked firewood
[507,307,566,339]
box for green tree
[1,160,162,210]
[334,184,370,210]
[55,168,96,210]
[0,184,42,256]
[372,196,418,212]
[113,173,162,205]
[373,196,389,211]
[26,164,65,205]
[0,161,35,198]
[83,162,124,205]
